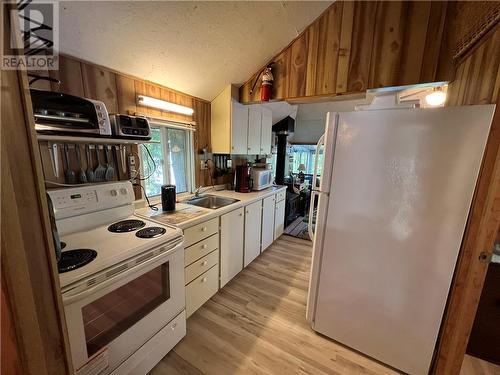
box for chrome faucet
[194,186,203,197]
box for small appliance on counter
[161,184,176,211]
[109,114,151,140]
[234,164,252,193]
[250,167,273,191]
[30,89,111,136]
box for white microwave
[251,168,273,191]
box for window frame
[139,120,195,200]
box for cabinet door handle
[201,277,207,283]
[202,244,207,249]
[201,260,208,266]
[239,213,243,216]
[246,210,249,214]
[201,226,207,232]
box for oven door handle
[62,240,182,305]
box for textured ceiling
[59,1,333,101]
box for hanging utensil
[94,145,106,182]
[112,145,121,179]
[64,144,76,184]
[85,145,95,183]
[47,142,60,178]
[119,145,127,174]
[104,145,115,181]
[75,144,88,183]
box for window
[141,124,194,197]
[289,145,323,175]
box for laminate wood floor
[150,235,397,375]
[150,235,499,375]
[461,355,500,375]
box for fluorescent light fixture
[137,95,194,115]
[425,88,447,107]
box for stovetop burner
[58,249,97,273]
[108,219,146,233]
[136,227,166,239]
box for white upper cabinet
[247,105,261,155]
[260,107,272,155]
[211,85,272,155]
[231,102,248,154]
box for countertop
[135,185,287,229]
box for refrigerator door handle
[308,190,318,240]
[312,133,325,190]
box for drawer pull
[201,260,208,266]
[239,213,243,216]
[201,277,207,283]
[202,244,207,249]
[171,322,178,330]
[201,226,207,232]
[246,210,249,214]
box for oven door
[63,241,185,374]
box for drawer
[186,265,219,318]
[185,249,219,284]
[276,189,286,202]
[184,217,218,247]
[185,233,219,266]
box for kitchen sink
[185,195,239,210]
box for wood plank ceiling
[239,1,499,106]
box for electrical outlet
[128,154,137,182]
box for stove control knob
[110,189,118,197]
[120,188,128,195]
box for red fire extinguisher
[250,63,274,102]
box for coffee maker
[234,164,253,193]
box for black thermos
[161,185,176,211]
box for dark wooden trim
[432,99,500,374]
[1,4,72,374]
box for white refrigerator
[306,105,495,374]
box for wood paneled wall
[240,1,499,106]
[446,26,500,106]
[31,54,212,188]
[240,1,448,103]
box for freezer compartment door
[312,105,494,374]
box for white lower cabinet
[184,189,286,317]
[185,265,219,317]
[184,218,220,318]
[274,197,286,240]
[220,207,244,287]
[261,195,275,251]
[244,200,262,267]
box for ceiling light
[137,95,194,115]
[425,88,447,107]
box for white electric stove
[47,181,186,375]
